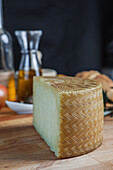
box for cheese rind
[33,77,104,158]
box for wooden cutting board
[0,108,113,170]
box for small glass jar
[15,30,42,103]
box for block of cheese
[33,77,104,158]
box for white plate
[104,110,113,116]
[6,100,33,114]
[42,68,57,77]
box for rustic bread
[76,70,100,79]
[75,70,113,102]
[93,74,113,92]
[107,89,113,102]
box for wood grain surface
[0,108,113,170]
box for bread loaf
[75,70,113,102]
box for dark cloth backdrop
[3,0,113,75]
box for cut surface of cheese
[33,77,104,158]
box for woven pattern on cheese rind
[43,77,101,93]
[58,86,103,158]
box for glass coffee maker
[15,30,42,103]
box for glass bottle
[0,0,16,101]
[0,0,14,72]
[15,30,42,103]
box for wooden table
[0,108,113,170]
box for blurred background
[3,0,113,76]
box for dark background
[3,0,113,75]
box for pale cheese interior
[33,78,60,157]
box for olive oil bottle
[15,30,42,103]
